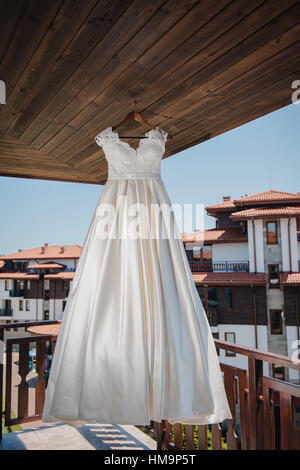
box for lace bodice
[95,126,168,180]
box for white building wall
[0,279,13,299]
[49,299,65,320]
[217,324,269,376]
[212,243,248,264]
[289,218,299,272]
[247,220,264,273]
[280,218,290,272]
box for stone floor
[0,422,156,450]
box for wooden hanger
[112,101,173,140]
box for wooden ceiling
[0,0,299,185]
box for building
[0,244,81,324]
[182,190,300,383]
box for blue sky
[0,103,299,255]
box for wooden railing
[1,321,300,449]
[189,261,249,273]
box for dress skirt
[42,177,232,427]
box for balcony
[206,308,218,327]
[189,260,249,273]
[0,320,300,450]
[9,288,24,297]
[0,308,13,317]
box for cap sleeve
[95,127,119,148]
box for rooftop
[0,244,82,260]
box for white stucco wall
[212,243,249,264]
[217,324,269,376]
[247,220,264,273]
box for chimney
[59,246,65,254]
[41,246,45,254]
[18,249,22,252]
[44,243,48,247]
[223,196,231,202]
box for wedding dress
[42,125,232,426]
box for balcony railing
[0,308,13,317]
[206,308,218,326]
[9,288,24,297]
[0,320,300,450]
[189,260,249,273]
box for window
[207,287,218,309]
[5,280,9,291]
[223,288,233,309]
[193,246,200,259]
[266,221,278,244]
[272,364,285,381]
[25,300,30,311]
[62,280,69,290]
[268,264,280,288]
[225,332,236,357]
[26,280,31,290]
[44,310,49,321]
[19,300,24,311]
[270,309,282,334]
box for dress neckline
[109,126,166,155]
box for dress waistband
[107,173,161,181]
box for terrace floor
[0,421,156,450]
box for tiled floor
[0,422,156,450]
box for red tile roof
[44,272,74,280]
[192,272,267,284]
[206,190,300,214]
[279,273,300,285]
[205,200,236,211]
[27,262,66,269]
[182,227,247,244]
[234,190,300,205]
[0,245,82,260]
[0,273,39,279]
[231,206,300,220]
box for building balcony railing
[9,288,24,297]
[189,260,249,273]
[0,308,13,316]
[206,308,218,326]
[0,320,299,450]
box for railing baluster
[185,424,194,450]
[197,425,208,450]
[174,423,183,449]
[35,341,47,415]
[18,342,29,419]
[223,372,238,449]
[5,341,12,427]
[211,423,222,449]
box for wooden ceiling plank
[42,0,261,158]
[157,30,300,138]
[24,0,200,150]
[17,0,169,147]
[8,0,133,140]
[0,0,98,135]
[0,0,27,65]
[51,0,297,163]
[75,32,300,172]
[166,70,300,153]
[137,1,300,126]
[0,0,64,98]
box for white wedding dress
[42,126,232,427]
